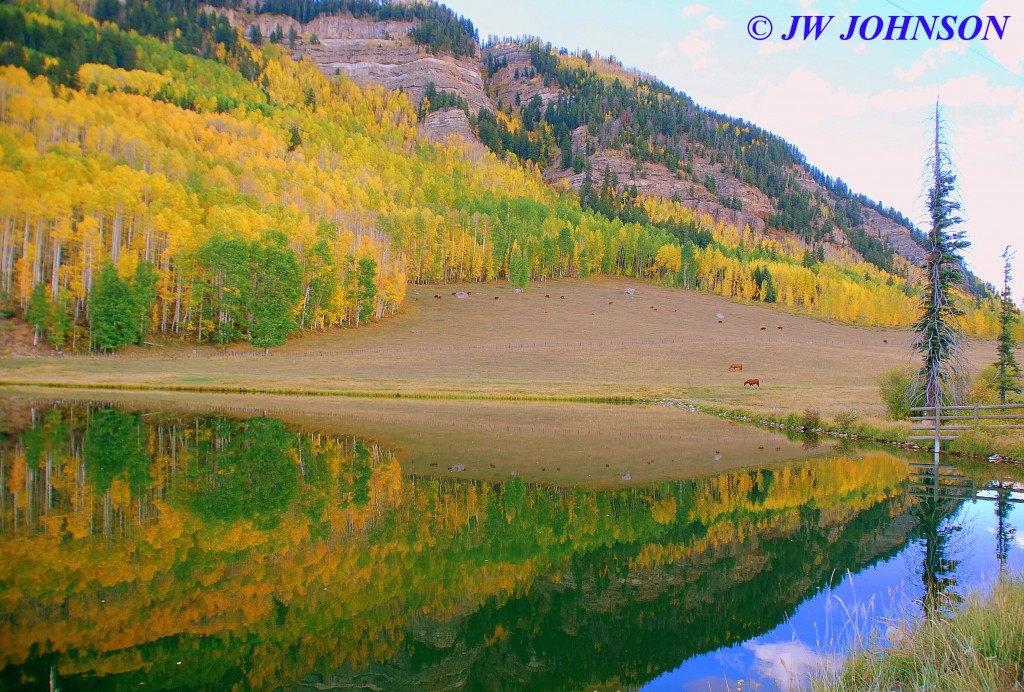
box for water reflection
[907,463,969,616]
[0,401,1019,691]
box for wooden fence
[909,403,1024,444]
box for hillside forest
[0,0,1018,352]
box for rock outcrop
[483,44,561,109]
[216,10,491,114]
[548,139,772,234]
[420,107,485,152]
[861,208,927,265]
[791,164,927,265]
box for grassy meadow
[0,277,1008,421]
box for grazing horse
[728,363,743,371]
[760,326,767,331]
[777,326,783,330]
[743,378,760,388]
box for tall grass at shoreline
[814,575,1024,691]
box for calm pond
[0,396,1021,691]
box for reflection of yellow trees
[0,409,911,687]
[633,454,909,571]
[689,454,908,525]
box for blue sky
[442,0,1024,298]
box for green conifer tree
[993,246,1022,404]
[47,289,74,350]
[356,256,377,326]
[90,264,136,351]
[509,241,529,289]
[26,282,49,347]
[913,104,970,409]
[248,233,302,353]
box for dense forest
[0,0,1015,352]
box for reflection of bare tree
[910,465,967,617]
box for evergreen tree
[93,0,121,23]
[356,256,377,326]
[248,24,262,44]
[48,289,74,350]
[913,104,970,409]
[198,235,251,345]
[26,282,49,347]
[248,233,302,353]
[133,260,158,342]
[509,240,529,289]
[90,264,136,350]
[993,246,1022,404]
[579,161,594,207]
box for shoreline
[1,381,1020,464]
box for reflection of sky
[643,497,1024,691]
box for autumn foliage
[0,2,1015,353]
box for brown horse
[728,363,743,371]
[743,378,760,388]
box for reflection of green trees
[345,490,913,691]
[183,418,298,530]
[0,405,924,690]
[995,491,1015,571]
[83,408,150,496]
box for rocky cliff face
[790,166,927,265]
[217,9,491,114]
[484,43,562,109]
[548,144,771,234]
[861,208,927,265]
[420,107,485,153]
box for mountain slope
[0,0,1011,355]
[242,8,929,275]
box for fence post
[974,402,979,427]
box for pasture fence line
[38,334,849,361]
[909,404,1024,461]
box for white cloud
[981,0,1024,74]
[723,66,1024,293]
[745,640,835,691]
[739,69,1021,121]
[677,32,714,59]
[894,43,966,83]
[681,4,708,17]
[704,16,726,31]
[657,29,715,68]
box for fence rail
[908,404,1024,443]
